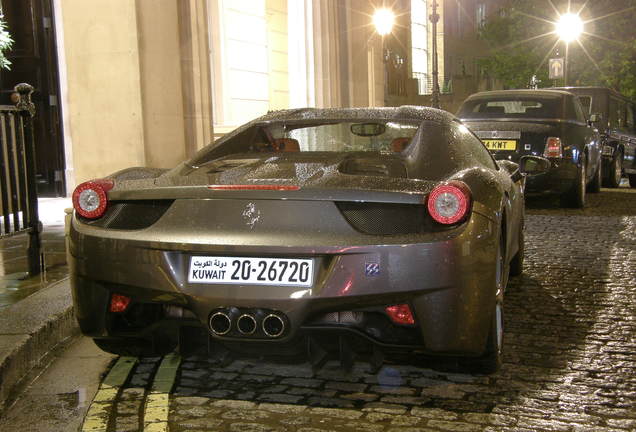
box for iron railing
[0,83,42,275]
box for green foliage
[0,15,13,70]
[478,0,636,99]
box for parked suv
[458,89,601,208]
[553,86,636,188]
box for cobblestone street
[101,187,636,432]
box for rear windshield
[458,97,564,119]
[189,120,421,166]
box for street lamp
[556,13,583,43]
[555,13,583,85]
[373,8,395,36]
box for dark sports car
[69,107,543,373]
[458,89,602,208]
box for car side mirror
[519,155,551,175]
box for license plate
[188,256,314,287]
[483,139,517,151]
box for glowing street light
[556,13,583,43]
[373,8,395,36]
[555,12,583,86]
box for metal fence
[0,83,42,275]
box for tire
[629,174,636,188]
[604,150,622,188]
[587,158,602,193]
[561,154,586,208]
[94,337,175,357]
[465,235,505,374]
[509,221,524,277]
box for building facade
[1,0,505,195]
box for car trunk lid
[108,152,438,203]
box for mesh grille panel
[80,200,173,230]
[318,311,364,324]
[336,202,432,235]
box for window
[578,96,592,116]
[609,97,621,129]
[282,121,420,152]
[189,120,422,166]
[458,97,563,119]
[573,98,587,123]
[457,2,462,37]
[411,0,430,95]
[476,3,487,29]
[211,0,270,128]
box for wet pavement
[0,198,69,308]
[0,188,635,431]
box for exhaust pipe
[237,314,257,335]
[262,314,285,338]
[209,311,232,335]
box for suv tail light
[543,137,563,158]
[427,181,472,225]
[72,179,114,219]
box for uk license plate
[483,139,517,151]
[188,256,314,287]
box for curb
[0,277,78,409]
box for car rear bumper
[69,208,499,358]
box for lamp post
[555,12,583,86]
[430,0,440,109]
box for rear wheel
[561,155,586,208]
[604,150,623,188]
[629,174,636,188]
[587,159,602,193]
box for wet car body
[69,107,528,372]
[552,86,636,188]
[458,89,602,207]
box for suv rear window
[458,97,563,119]
[578,96,592,115]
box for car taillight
[427,181,471,225]
[72,179,114,219]
[385,304,415,325]
[109,293,131,313]
[543,137,563,158]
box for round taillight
[72,180,113,219]
[427,181,471,225]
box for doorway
[0,0,65,197]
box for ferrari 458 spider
[69,107,546,373]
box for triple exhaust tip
[237,314,257,335]
[209,309,285,338]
